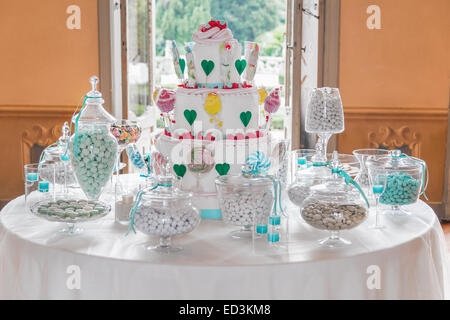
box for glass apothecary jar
[287,161,331,208]
[301,154,368,247]
[130,176,201,253]
[215,168,274,239]
[39,122,77,193]
[366,149,426,216]
[69,76,117,200]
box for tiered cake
[155,20,281,218]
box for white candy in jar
[219,190,274,226]
[306,91,344,133]
[134,205,200,238]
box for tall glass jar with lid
[69,76,117,200]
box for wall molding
[0,105,75,118]
[344,106,448,120]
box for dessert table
[0,196,448,299]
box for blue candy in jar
[379,173,421,206]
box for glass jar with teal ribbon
[39,121,77,194]
[366,149,428,216]
[287,149,330,208]
[128,176,201,253]
[301,152,369,248]
[69,76,117,200]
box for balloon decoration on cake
[171,40,185,81]
[185,42,196,85]
[183,109,197,135]
[264,88,281,131]
[204,92,223,127]
[243,42,260,83]
[220,41,234,83]
[258,87,269,106]
[201,60,215,85]
[153,88,176,134]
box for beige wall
[0,0,99,106]
[0,0,99,201]
[338,0,450,203]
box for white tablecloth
[0,196,448,299]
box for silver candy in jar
[301,201,367,231]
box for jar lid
[73,76,116,125]
[367,150,422,171]
[43,122,71,159]
[141,176,192,202]
[310,179,352,197]
[215,173,273,188]
[309,151,358,198]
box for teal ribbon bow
[39,142,60,164]
[126,182,173,236]
[315,162,370,208]
[332,167,370,208]
[393,153,429,201]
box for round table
[0,196,448,299]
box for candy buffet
[0,20,447,300]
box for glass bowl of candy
[110,120,142,151]
[300,153,368,247]
[215,171,274,239]
[130,176,201,253]
[30,198,111,235]
[366,149,426,216]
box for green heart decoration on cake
[215,163,230,176]
[240,111,252,128]
[179,58,186,75]
[184,109,197,126]
[235,59,247,76]
[173,164,187,178]
[201,60,215,76]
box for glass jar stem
[375,196,383,228]
[329,230,340,240]
[159,237,172,248]
[115,148,123,182]
[314,133,332,163]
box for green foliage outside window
[155,0,286,56]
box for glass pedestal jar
[300,153,369,247]
[215,172,274,239]
[367,150,426,216]
[130,176,201,253]
[69,76,117,201]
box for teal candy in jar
[69,76,117,200]
[367,149,428,216]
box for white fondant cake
[154,20,281,219]
[172,87,260,135]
